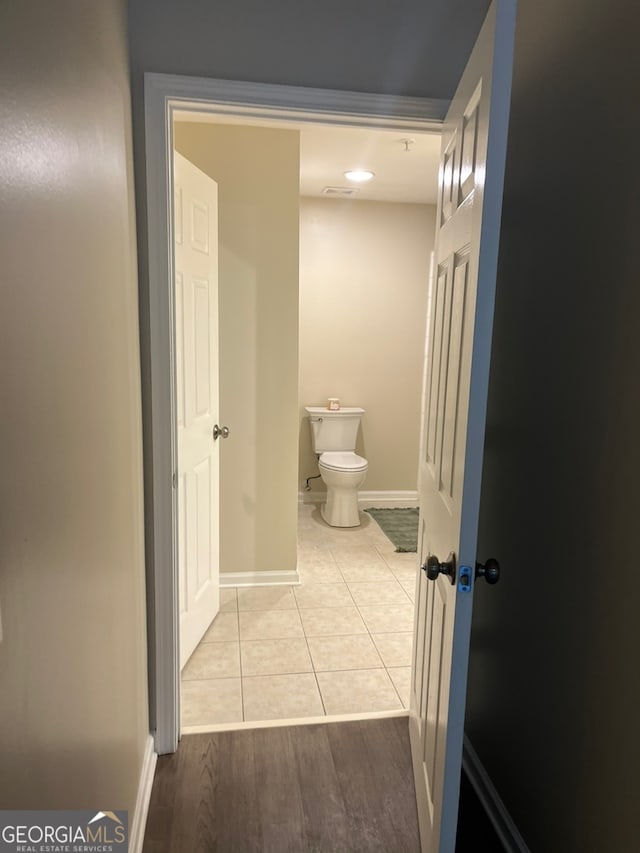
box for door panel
[409,2,516,851]
[193,276,211,415]
[174,151,220,670]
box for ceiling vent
[321,186,359,197]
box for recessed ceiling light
[344,169,375,183]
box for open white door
[174,151,221,669]
[409,2,516,850]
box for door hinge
[172,471,178,489]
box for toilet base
[321,486,361,528]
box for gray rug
[364,507,419,552]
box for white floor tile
[182,641,240,680]
[294,582,354,609]
[298,606,368,637]
[371,632,414,667]
[358,605,415,634]
[181,678,243,727]
[307,634,383,672]
[242,673,324,721]
[384,554,419,574]
[399,578,416,602]
[202,612,239,643]
[387,667,412,708]
[240,638,312,677]
[298,563,344,584]
[329,545,385,565]
[239,609,304,641]
[338,564,396,583]
[347,581,411,606]
[316,669,403,715]
[236,585,296,611]
[389,567,419,586]
[219,588,238,612]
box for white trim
[182,709,409,735]
[360,490,418,507]
[300,489,418,508]
[129,734,157,853]
[462,735,531,853]
[146,72,447,131]
[145,72,180,757]
[220,569,300,588]
[145,72,445,755]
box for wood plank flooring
[143,716,421,853]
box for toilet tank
[305,407,365,452]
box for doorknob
[475,558,500,584]
[213,424,230,441]
[421,552,456,585]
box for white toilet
[305,406,368,527]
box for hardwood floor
[143,716,421,853]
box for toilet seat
[319,451,368,473]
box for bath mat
[364,507,419,552]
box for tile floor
[181,502,418,729]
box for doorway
[171,112,440,731]
[144,73,445,753]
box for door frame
[143,71,446,754]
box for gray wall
[467,1,640,850]
[128,0,491,100]
[0,1,149,813]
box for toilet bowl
[305,406,368,528]
[318,451,368,528]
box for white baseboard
[359,490,418,508]
[299,491,325,504]
[220,569,300,587]
[462,734,530,852]
[300,489,418,508]
[129,733,157,853]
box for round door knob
[421,552,456,585]
[213,424,230,441]
[475,558,500,584]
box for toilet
[305,406,368,527]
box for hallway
[143,716,421,853]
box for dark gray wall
[467,1,640,850]
[128,0,491,100]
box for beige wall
[174,123,300,575]
[0,0,148,813]
[299,197,436,494]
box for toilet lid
[319,451,368,472]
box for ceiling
[300,125,439,204]
[174,112,440,205]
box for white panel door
[409,2,516,850]
[174,151,220,670]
